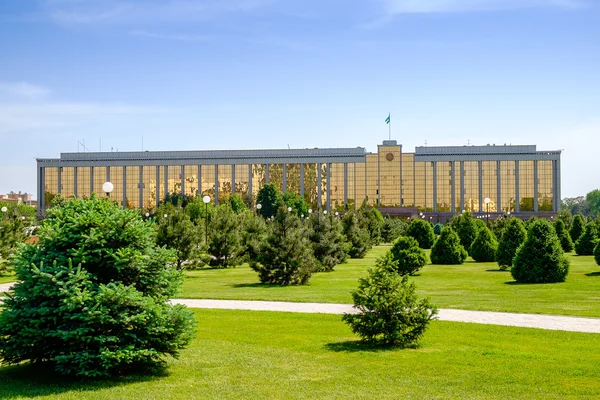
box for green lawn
[0,273,16,284]
[1,309,598,399]
[181,246,600,317]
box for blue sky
[0,0,598,199]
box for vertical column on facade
[377,150,381,206]
[413,158,416,208]
[533,160,538,213]
[282,164,286,193]
[552,159,560,213]
[515,160,520,213]
[432,162,437,212]
[122,166,127,209]
[163,166,168,203]
[459,161,465,212]
[317,163,322,210]
[450,162,456,213]
[90,167,94,197]
[265,164,270,184]
[478,160,483,213]
[38,167,44,216]
[58,166,62,194]
[399,147,403,206]
[155,166,160,208]
[198,165,202,195]
[214,165,219,205]
[496,160,501,214]
[343,163,348,210]
[139,166,144,210]
[231,165,236,194]
[74,167,78,198]
[557,158,561,212]
[181,165,185,197]
[326,163,331,213]
[248,164,252,196]
[300,164,305,198]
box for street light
[203,195,211,245]
[287,207,292,212]
[1,206,6,213]
[484,197,491,224]
[102,181,114,198]
[256,203,262,216]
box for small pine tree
[389,236,428,276]
[358,207,384,246]
[207,205,244,267]
[594,241,600,266]
[156,202,199,269]
[574,223,599,256]
[240,212,267,264]
[406,219,436,249]
[256,183,282,219]
[309,213,349,272]
[430,226,468,265]
[554,219,574,253]
[342,212,371,259]
[469,226,498,262]
[0,205,31,265]
[450,212,478,251]
[496,218,527,270]
[224,193,248,214]
[511,219,570,283]
[381,217,407,243]
[342,258,437,347]
[251,206,317,285]
[570,214,586,243]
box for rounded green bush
[574,223,599,256]
[406,219,436,249]
[469,226,498,262]
[594,240,600,266]
[430,226,468,265]
[389,236,428,276]
[554,219,574,253]
[511,219,570,283]
[496,218,527,270]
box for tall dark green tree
[430,226,468,265]
[381,217,407,244]
[574,223,599,256]
[358,206,384,246]
[156,202,199,269]
[207,205,244,267]
[405,219,435,249]
[450,212,478,251]
[224,193,249,214]
[282,191,309,217]
[496,218,527,270]
[256,183,282,219]
[511,219,569,283]
[240,212,267,264]
[342,212,371,259]
[554,219,574,253]
[469,226,498,262]
[570,214,586,243]
[0,196,195,377]
[594,241,600,267]
[309,213,349,272]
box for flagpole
[388,112,391,140]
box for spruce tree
[511,219,569,283]
[389,236,428,275]
[251,206,317,285]
[570,214,586,243]
[240,212,267,264]
[574,223,599,256]
[0,196,195,377]
[381,217,407,243]
[496,218,527,270]
[156,202,199,269]
[554,219,574,253]
[207,205,244,267]
[342,212,371,258]
[450,212,478,251]
[256,183,282,219]
[406,218,436,249]
[594,241,600,267]
[470,226,498,262]
[430,226,468,265]
[358,207,384,246]
[309,213,349,272]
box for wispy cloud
[130,30,210,42]
[0,82,51,101]
[380,0,585,14]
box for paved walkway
[2,283,600,333]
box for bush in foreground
[406,219,435,249]
[469,226,498,262]
[496,218,527,270]
[511,219,570,283]
[430,226,467,265]
[342,257,437,347]
[389,236,428,276]
[0,196,195,377]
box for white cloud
[381,0,585,14]
[0,82,51,101]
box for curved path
[2,283,599,333]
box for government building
[36,141,561,219]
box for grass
[0,273,16,284]
[181,246,600,317]
[0,309,598,399]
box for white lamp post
[1,206,7,213]
[484,197,491,224]
[203,195,211,244]
[102,181,114,198]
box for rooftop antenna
[99,138,102,152]
[424,139,427,146]
[467,139,471,146]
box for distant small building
[0,191,36,207]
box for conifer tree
[430,226,468,265]
[309,213,349,272]
[450,212,478,251]
[156,202,199,269]
[496,218,527,270]
[594,241,600,267]
[469,226,498,262]
[358,207,384,246]
[256,183,282,219]
[570,214,586,243]
[574,223,599,256]
[511,219,569,283]
[389,236,428,275]
[342,212,371,258]
[207,205,244,267]
[406,218,436,249]
[554,219,574,253]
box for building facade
[36,141,561,218]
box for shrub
[430,226,468,265]
[240,212,267,264]
[595,241,600,266]
[342,212,371,259]
[0,204,33,266]
[496,218,527,270]
[511,219,570,283]
[570,214,585,243]
[433,223,443,235]
[358,207,384,246]
[282,191,309,217]
[309,213,349,272]
[469,226,498,262]
[256,183,282,219]
[450,212,478,251]
[0,196,195,377]
[251,206,317,285]
[207,205,244,267]
[574,223,599,256]
[342,258,437,347]
[156,202,199,269]
[554,219,574,253]
[405,219,435,249]
[389,236,428,276]
[381,218,407,243]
